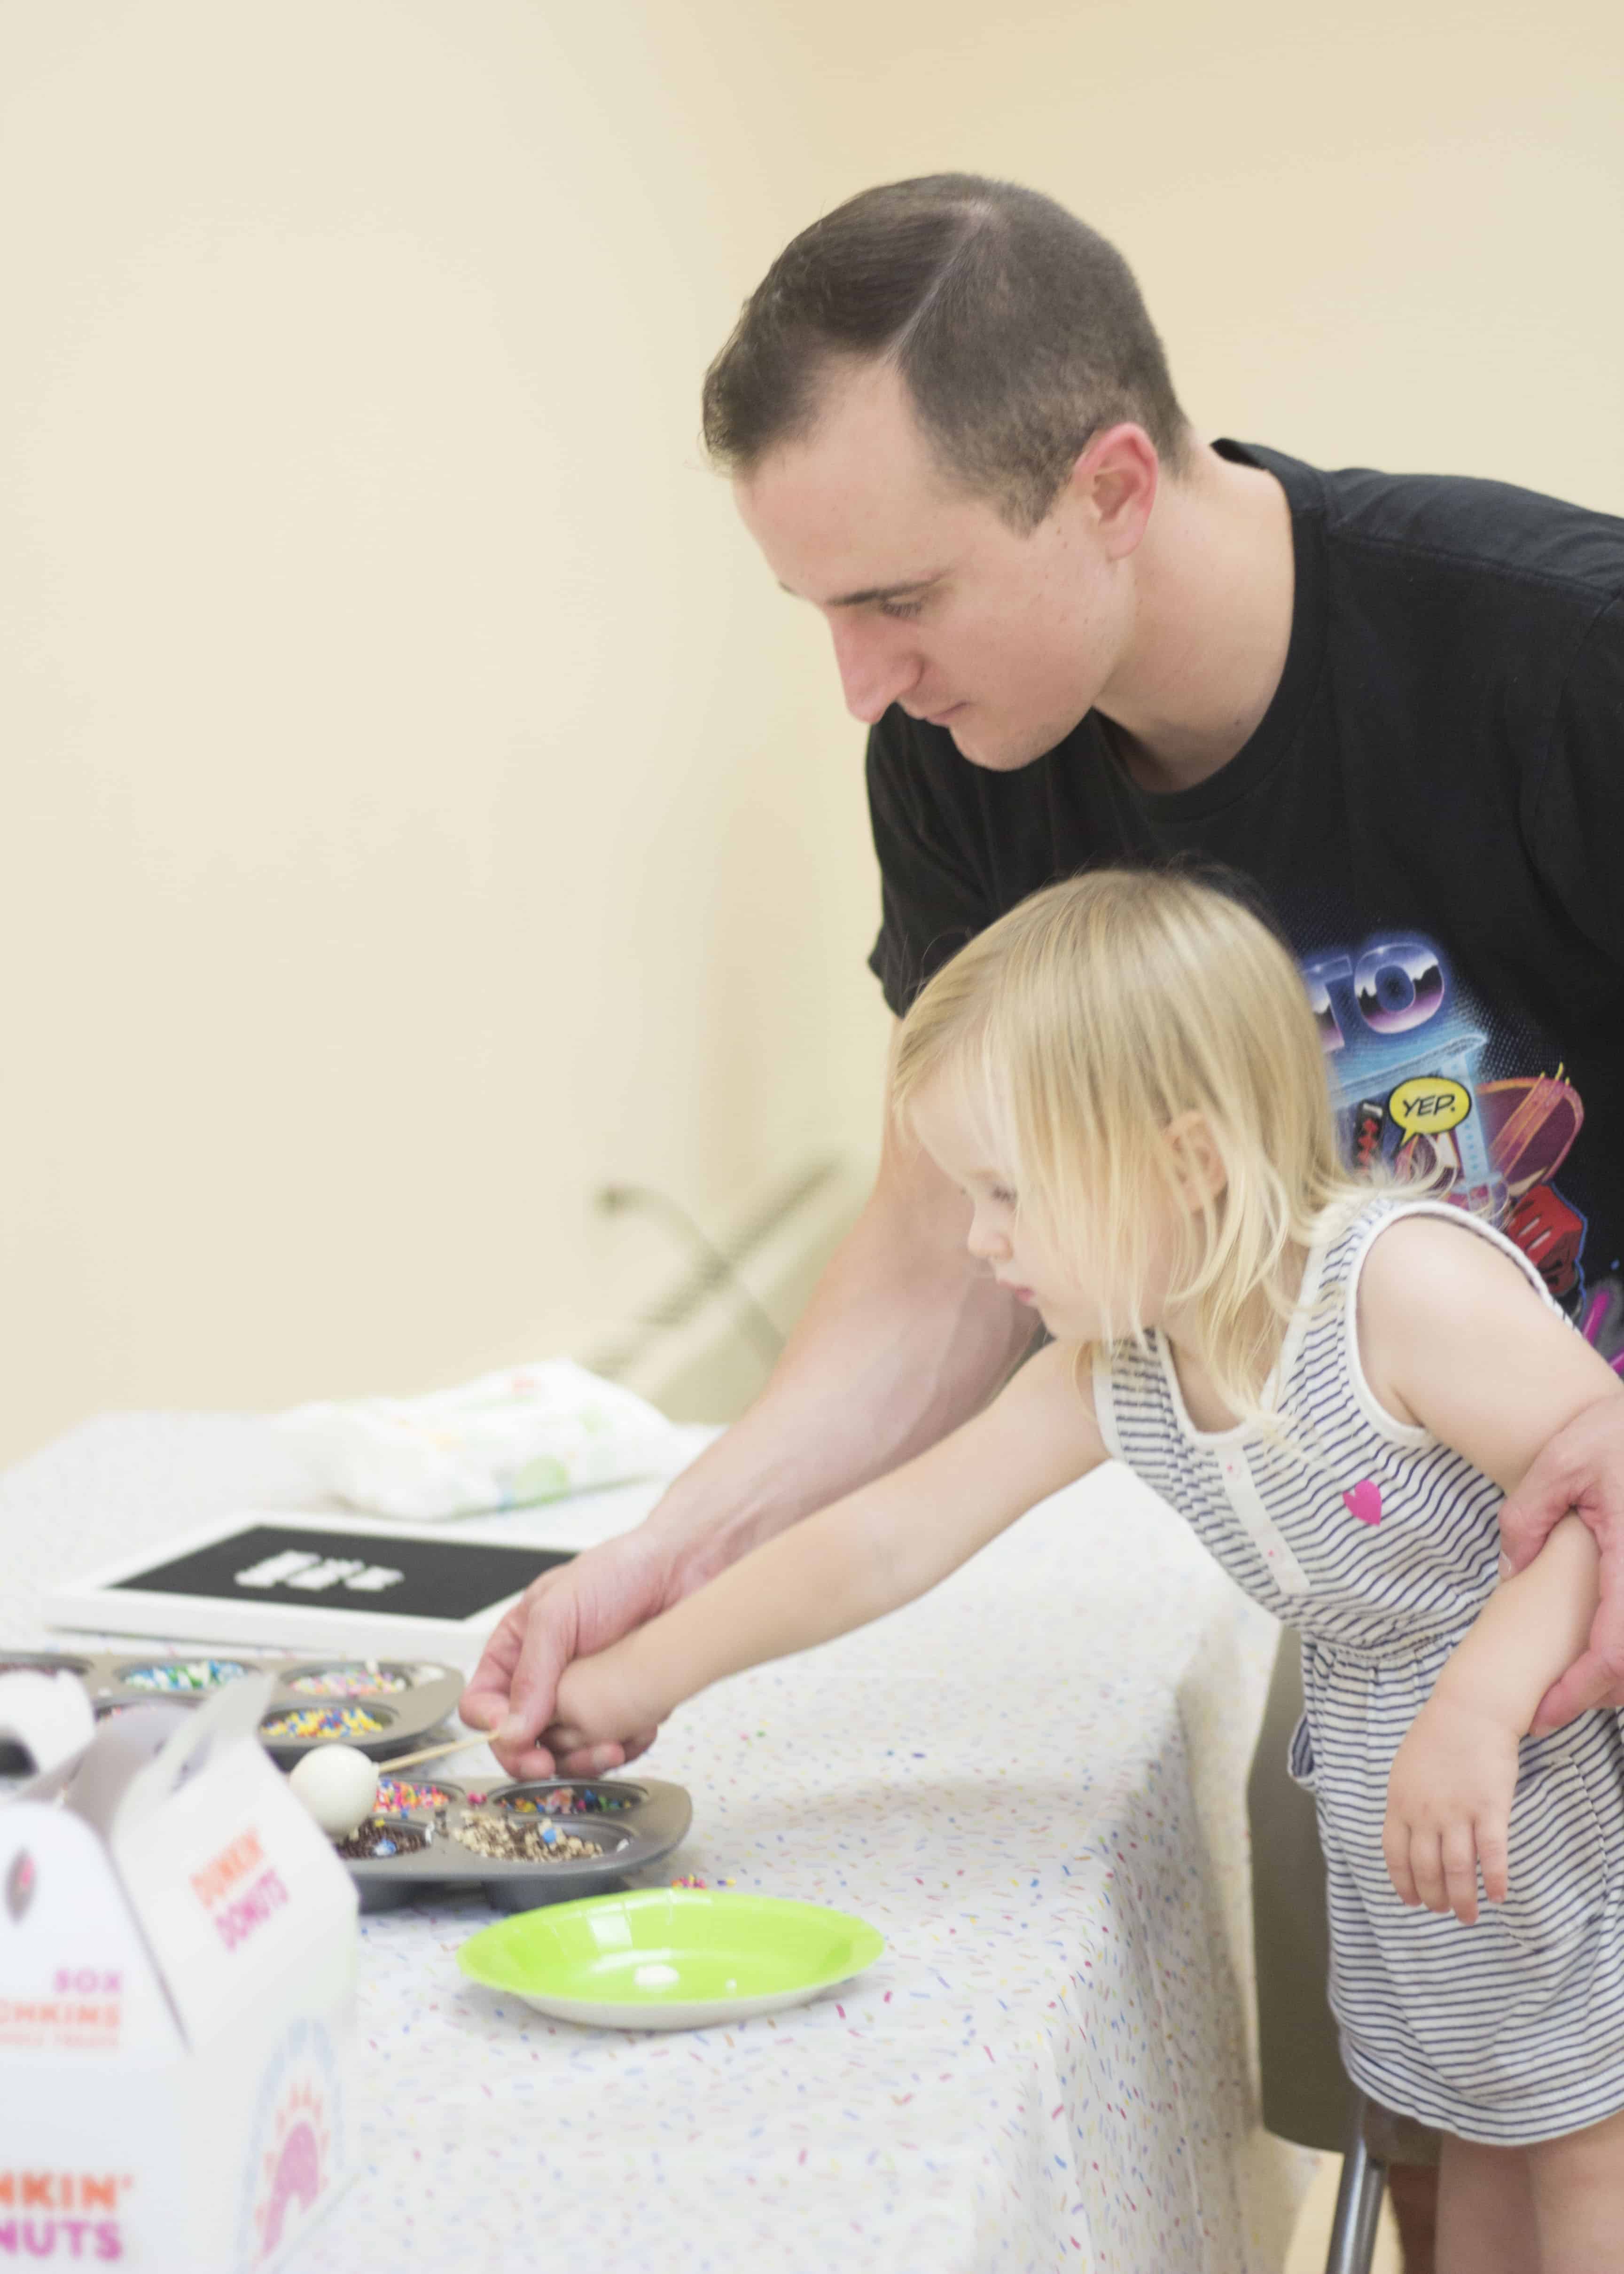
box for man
[465,177,1624,2263]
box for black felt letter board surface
[111,1522,574,1623]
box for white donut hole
[289,1743,379,1838]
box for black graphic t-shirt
[867,440,1624,1349]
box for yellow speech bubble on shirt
[1387,1076,1472,1136]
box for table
[3,1414,1315,2271]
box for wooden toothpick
[377,1731,492,1775]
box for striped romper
[1093,1195,1624,2144]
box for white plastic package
[276,1358,689,1522]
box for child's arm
[542,1339,1106,1754]
[1383,1517,1597,1924]
[1358,1215,1624,1925]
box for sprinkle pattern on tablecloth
[0,1414,1313,2271]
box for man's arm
[1503,591,1624,1727]
[646,1082,1039,1591]
[1498,1396,1624,1732]
[1359,1216,1624,1922]
[461,1043,1037,1775]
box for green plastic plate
[457,1887,885,2030]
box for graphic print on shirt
[1301,931,1603,1332]
[1342,1480,1383,1527]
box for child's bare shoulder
[1355,1213,1558,1436]
[1358,1208,1545,1326]
[1356,1210,1619,1475]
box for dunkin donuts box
[0,1669,357,2269]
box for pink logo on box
[241,2021,341,2266]
[258,2090,326,2253]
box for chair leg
[1325,2088,1388,2274]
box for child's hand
[540,1646,664,1766]
[1382,1692,1520,1925]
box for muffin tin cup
[374,1775,467,1819]
[283,1661,434,1699]
[257,1661,464,1765]
[111,1656,262,1694]
[473,1780,644,1820]
[333,1778,692,1913]
[258,1699,402,1756]
[0,1652,94,1678]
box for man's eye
[880,597,927,621]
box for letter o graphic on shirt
[1353,940,1445,1035]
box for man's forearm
[642,1161,1035,1594]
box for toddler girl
[547,868,1624,2271]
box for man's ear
[1164,1112,1227,1210]
[1061,423,1158,560]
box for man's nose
[830,616,921,724]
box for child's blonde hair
[890,866,1369,1421]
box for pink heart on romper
[1343,1479,1382,1526]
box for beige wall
[817,0,1624,514]
[2,0,1619,1465]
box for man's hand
[460,1521,685,1779]
[1498,1391,1624,1733]
[1383,1692,1519,1926]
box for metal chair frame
[1324,2089,1388,2274]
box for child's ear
[1163,1112,1227,1210]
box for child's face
[911,1074,1182,1343]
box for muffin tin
[0,1654,695,1907]
[335,1777,692,1913]
[0,1648,463,1768]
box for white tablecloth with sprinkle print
[2,1414,1315,2272]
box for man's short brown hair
[702,174,1189,530]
